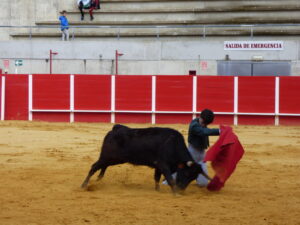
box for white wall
[0,37,300,75]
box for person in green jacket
[188,109,220,186]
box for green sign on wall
[15,59,23,66]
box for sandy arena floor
[0,121,299,225]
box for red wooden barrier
[74,75,111,123]
[156,76,193,124]
[239,77,276,113]
[279,77,300,125]
[0,76,2,120]
[156,76,193,111]
[5,75,28,120]
[33,74,70,122]
[238,76,275,125]
[197,76,234,125]
[115,75,152,123]
[115,113,152,124]
[279,77,300,114]
[75,75,111,110]
[155,114,192,124]
[1,74,300,126]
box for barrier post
[70,75,74,123]
[151,76,156,124]
[275,77,280,126]
[111,75,115,123]
[1,76,5,121]
[234,76,239,125]
[28,75,33,121]
[192,76,197,119]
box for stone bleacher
[10,0,300,39]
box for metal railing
[2,23,300,40]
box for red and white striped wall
[1,74,300,125]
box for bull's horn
[186,161,193,167]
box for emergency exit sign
[15,59,23,66]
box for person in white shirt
[77,0,91,21]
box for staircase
[10,0,300,39]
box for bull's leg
[97,166,107,181]
[154,168,162,191]
[82,158,125,188]
[157,163,176,194]
[81,160,103,188]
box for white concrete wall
[0,37,300,75]
[0,0,61,40]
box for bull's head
[175,161,211,190]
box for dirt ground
[0,121,299,225]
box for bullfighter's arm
[191,124,220,137]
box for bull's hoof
[81,182,88,189]
[155,185,160,191]
[174,192,183,197]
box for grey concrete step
[40,11,300,25]
[10,26,300,39]
[98,0,296,1]
[60,0,300,12]
[99,0,200,2]
[65,12,199,22]
[60,0,199,12]
[66,5,300,15]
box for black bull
[81,124,210,193]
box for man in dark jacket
[163,109,220,187]
[188,109,220,186]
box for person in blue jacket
[59,10,69,41]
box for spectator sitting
[89,0,100,21]
[78,0,100,21]
[59,10,69,41]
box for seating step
[40,11,300,25]
[10,26,300,39]
[61,0,300,12]
[65,5,300,14]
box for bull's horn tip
[186,161,193,167]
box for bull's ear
[186,161,194,167]
[178,163,185,169]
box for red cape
[204,125,244,191]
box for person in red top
[78,0,100,21]
[89,0,100,21]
